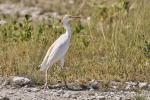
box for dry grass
[0,0,150,85]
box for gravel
[1,76,150,100]
[0,86,150,100]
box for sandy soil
[0,85,150,100]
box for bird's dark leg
[60,58,68,89]
[40,70,49,89]
[44,69,49,89]
[62,69,68,89]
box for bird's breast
[49,38,71,62]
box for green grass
[0,0,150,85]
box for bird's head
[61,15,80,25]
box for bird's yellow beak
[59,15,81,24]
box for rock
[8,91,14,95]
[0,4,17,15]
[11,76,31,87]
[51,83,62,89]
[110,81,122,90]
[88,92,95,96]
[80,84,88,90]
[148,84,150,90]
[114,96,122,100]
[55,89,65,96]
[0,86,2,89]
[125,98,132,100]
[88,93,104,100]
[87,80,101,90]
[2,79,10,86]
[96,96,105,100]
[0,76,4,85]
[0,96,9,100]
[31,88,40,92]
[0,20,7,25]
[19,7,42,16]
[125,81,138,90]
[63,92,78,99]
[90,96,96,100]
[71,95,78,99]
[19,7,42,22]
[65,82,83,90]
[26,87,40,92]
[63,92,71,98]
[126,81,148,90]
[138,82,148,89]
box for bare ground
[0,85,150,100]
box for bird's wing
[39,34,66,69]
[39,41,55,68]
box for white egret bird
[39,15,80,89]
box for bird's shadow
[48,84,89,91]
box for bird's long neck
[63,23,72,38]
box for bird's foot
[64,84,69,89]
[44,85,49,90]
[41,83,49,90]
[44,83,49,89]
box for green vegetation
[135,96,146,100]
[0,0,150,85]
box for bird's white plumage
[40,33,71,71]
[39,15,80,89]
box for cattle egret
[39,15,80,89]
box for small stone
[12,76,31,87]
[26,87,40,92]
[26,89,31,92]
[63,92,71,98]
[31,88,40,92]
[115,96,122,100]
[0,86,2,89]
[96,96,105,100]
[80,84,88,90]
[71,95,77,99]
[0,76,4,85]
[88,92,95,96]
[2,80,10,86]
[51,83,62,88]
[138,82,148,89]
[63,92,78,99]
[88,80,101,90]
[0,20,7,25]
[110,81,122,90]
[0,96,9,100]
[17,98,21,100]
[87,17,91,21]
[89,88,95,91]
[90,96,96,100]
[125,98,131,100]
[8,91,14,95]
[56,89,65,96]
[125,81,138,90]
[148,84,150,90]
